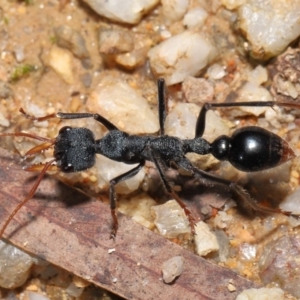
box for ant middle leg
[109,161,145,239]
[148,148,197,234]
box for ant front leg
[109,161,145,239]
[20,108,118,131]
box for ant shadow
[2,173,92,240]
[146,164,292,223]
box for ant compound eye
[62,163,74,172]
[58,126,71,134]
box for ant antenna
[0,159,55,237]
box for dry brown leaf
[0,148,259,299]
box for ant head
[54,126,96,172]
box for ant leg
[157,78,168,136]
[109,161,145,239]
[0,132,56,158]
[195,101,300,138]
[20,108,118,131]
[57,112,118,131]
[0,159,55,238]
[25,141,56,157]
[0,132,54,143]
[149,149,196,234]
[177,157,286,215]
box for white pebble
[48,45,74,84]
[82,0,159,24]
[207,63,226,80]
[221,0,246,10]
[280,187,300,214]
[152,200,190,238]
[235,82,272,116]
[162,256,184,283]
[0,240,33,289]
[236,287,285,300]
[183,8,208,29]
[148,31,217,85]
[194,221,219,256]
[239,243,257,262]
[161,0,189,24]
[87,76,159,134]
[27,291,50,300]
[14,45,25,62]
[66,282,84,298]
[95,155,145,193]
[165,103,230,142]
[247,65,268,86]
[238,0,300,59]
[0,111,9,127]
[118,193,156,229]
[98,27,134,54]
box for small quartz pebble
[73,275,90,288]
[54,25,90,59]
[183,8,208,29]
[207,64,226,80]
[165,102,230,141]
[279,187,300,214]
[118,193,156,230]
[194,221,219,256]
[162,256,184,284]
[161,0,189,24]
[259,234,300,298]
[221,0,245,10]
[66,282,84,298]
[234,82,272,116]
[95,155,145,193]
[115,34,152,69]
[236,287,285,300]
[0,240,34,289]
[82,0,159,24]
[98,26,134,54]
[238,0,300,60]
[148,31,217,85]
[182,77,214,104]
[87,76,159,134]
[227,282,236,292]
[152,200,190,238]
[26,291,51,300]
[48,45,74,84]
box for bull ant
[0,78,298,239]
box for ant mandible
[0,78,298,239]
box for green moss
[50,35,57,44]
[10,64,36,82]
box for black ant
[0,78,299,239]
